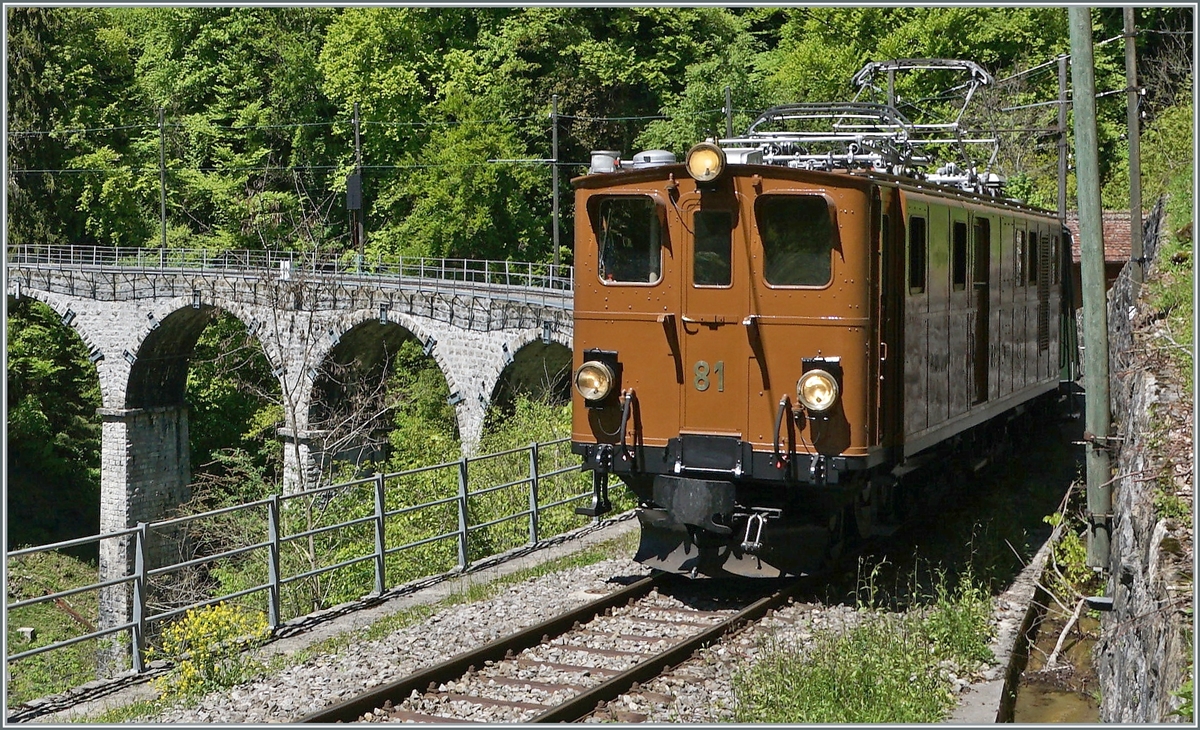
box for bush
[150,602,269,698]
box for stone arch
[321,308,456,395]
[122,299,216,410]
[8,288,116,408]
[305,307,457,474]
[485,326,574,412]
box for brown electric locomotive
[569,60,1075,577]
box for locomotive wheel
[826,508,848,562]
[853,479,878,539]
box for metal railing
[5,438,595,691]
[6,245,574,294]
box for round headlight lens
[797,369,839,412]
[685,142,726,183]
[575,361,615,402]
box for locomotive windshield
[693,210,732,286]
[594,195,662,283]
[757,195,835,286]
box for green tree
[126,6,339,250]
[7,7,147,247]
[185,312,282,486]
[5,299,102,549]
[372,51,549,260]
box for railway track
[299,573,804,723]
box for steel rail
[530,579,805,723]
[297,573,805,724]
[297,574,663,723]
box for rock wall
[1096,200,1193,722]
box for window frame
[908,214,927,295]
[1015,228,1026,286]
[1027,230,1039,285]
[754,193,839,289]
[952,220,968,291]
[590,193,666,287]
[691,208,734,289]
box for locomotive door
[875,188,905,447]
[972,217,991,404]
[677,191,748,436]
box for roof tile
[1065,211,1134,263]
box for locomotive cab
[571,143,887,577]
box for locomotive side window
[1015,229,1025,285]
[908,215,927,293]
[952,221,968,291]
[594,196,662,284]
[693,210,732,286]
[1050,234,1060,284]
[1028,230,1039,284]
[757,195,834,286]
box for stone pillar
[95,406,190,677]
[436,332,510,457]
[453,395,489,457]
[278,427,326,495]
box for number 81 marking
[693,360,724,392]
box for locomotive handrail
[772,395,792,469]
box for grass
[5,551,112,706]
[82,527,639,723]
[1144,222,1193,396]
[733,564,995,723]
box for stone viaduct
[7,246,574,652]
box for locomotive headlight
[685,142,726,183]
[797,369,839,412]
[575,360,616,402]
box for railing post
[267,494,281,628]
[456,458,469,571]
[528,442,540,546]
[372,473,386,596]
[131,522,148,674]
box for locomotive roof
[572,162,1061,222]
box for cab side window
[952,221,968,291]
[908,215,927,293]
[1015,229,1025,285]
[1028,231,1039,284]
[757,195,834,286]
[594,196,662,284]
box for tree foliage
[7,6,1191,253]
[5,299,102,549]
[6,6,1192,545]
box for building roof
[1065,211,1133,264]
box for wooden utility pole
[1058,56,1068,227]
[353,102,365,267]
[551,95,560,269]
[1125,7,1144,288]
[724,86,733,138]
[1069,7,1113,570]
[158,107,167,248]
